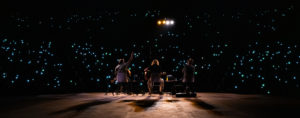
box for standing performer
[182,58,195,94]
[115,52,134,94]
[144,59,164,95]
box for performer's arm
[126,52,134,66]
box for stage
[0,92,299,118]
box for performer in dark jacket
[182,58,195,94]
[144,59,164,95]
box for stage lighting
[157,20,161,25]
[170,20,174,24]
[166,20,170,25]
[157,19,175,26]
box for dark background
[0,0,299,95]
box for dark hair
[187,58,194,65]
[118,59,125,64]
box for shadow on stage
[119,96,162,112]
[186,98,223,116]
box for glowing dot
[3,38,7,43]
[15,74,19,79]
[170,20,174,24]
[166,20,170,25]
[2,73,7,79]
[157,20,161,25]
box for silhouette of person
[115,52,134,94]
[182,58,195,94]
[145,59,164,95]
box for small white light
[170,20,174,24]
[166,20,170,25]
[157,19,174,26]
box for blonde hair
[151,59,159,66]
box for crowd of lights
[0,6,298,95]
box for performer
[145,59,164,95]
[115,52,134,94]
[182,58,195,94]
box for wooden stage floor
[0,92,299,118]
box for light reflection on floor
[0,92,300,118]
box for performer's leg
[159,78,164,93]
[105,82,108,95]
[111,84,115,96]
[116,82,120,95]
[191,82,195,94]
[125,82,129,94]
[120,82,124,94]
[185,82,190,94]
[127,81,132,95]
[142,80,147,95]
[147,79,152,95]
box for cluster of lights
[157,19,175,26]
[230,41,299,94]
[1,6,298,95]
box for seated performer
[145,59,164,95]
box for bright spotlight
[157,20,161,25]
[166,20,170,25]
[170,20,174,24]
[157,19,174,26]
